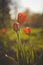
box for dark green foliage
[0,0,10,29]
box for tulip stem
[17,31,21,44]
[16,31,22,50]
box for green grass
[0,28,42,46]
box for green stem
[17,31,22,52]
[17,31,21,44]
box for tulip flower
[17,13,27,24]
[1,28,7,34]
[13,22,20,32]
[13,22,21,44]
[23,27,31,35]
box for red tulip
[1,28,7,34]
[13,22,20,31]
[17,13,27,24]
[23,27,31,35]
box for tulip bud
[23,27,31,35]
[13,22,20,32]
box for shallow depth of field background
[0,0,43,65]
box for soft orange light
[1,28,7,34]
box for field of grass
[0,28,43,65]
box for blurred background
[0,0,43,65]
[0,0,43,28]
